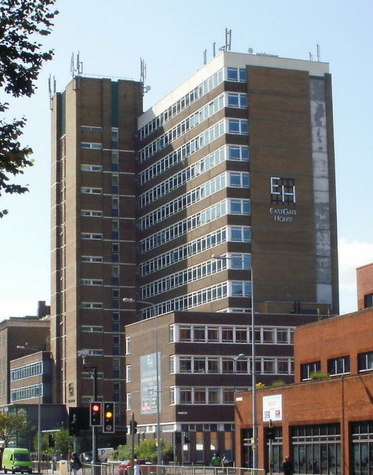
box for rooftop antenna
[70,52,75,78]
[316,44,321,61]
[48,74,56,109]
[76,51,83,75]
[309,52,313,61]
[203,49,207,65]
[225,28,232,51]
[70,52,83,78]
[140,58,151,95]
[213,42,216,57]
[140,57,146,84]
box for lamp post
[17,344,44,474]
[211,254,258,470]
[123,298,162,467]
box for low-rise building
[235,307,373,474]
[125,310,316,464]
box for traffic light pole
[130,413,136,475]
[88,366,98,465]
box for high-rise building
[50,51,338,431]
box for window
[194,388,206,404]
[81,210,102,217]
[81,256,103,263]
[263,328,275,343]
[81,187,102,194]
[358,351,373,371]
[208,388,220,404]
[228,119,249,135]
[81,325,103,333]
[81,142,102,149]
[364,293,373,308]
[222,327,233,342]
[208,327,219,342]
[235,327,247,343]
[328,356,350,376]
[126,393,131,411]
[179,327,191,342]
[277,329,290,344]
[208,358,219,373]
[193,327,205,341]
[194,358,206,373]
[126,365,131,382]
[301,361,321,380]
[180,358,192,373]
[180,388,192,403]
[81,125,102,133]
[81,233,102,240]
[81,164,102,172]
[81,302,103,309]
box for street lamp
[211,254,258,469]
[17,344,44,473]
[123,298,162,467]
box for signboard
[140,352,161,415]
[263,394,282,422]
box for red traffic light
[90,402,102,426]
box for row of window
[139,93,247,162]
[169,355,293,375]
[169,324,294,345]
[139,226,251,277]
[139,172,250,231]
[140,254,250,300]
[138,66,247,141]
[11,362,43,381]
[138,280,251,319]
[11,384,42,402]
[139,198,250,254]
[139,118,248,186]
[301,351,373,380]
[140,144,249,207]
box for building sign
[269,177,297,222]
[140,352,161,415]
[263,394,282,422]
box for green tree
[115,440,174,463]
[53,429,73,459]
[34,429,73,459]
[0,0,58,217]
[0,412,30,447]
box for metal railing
[77,463,265,475]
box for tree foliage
[0,0,58,217]
[0,411,30,447]
[34,429,73,459]
[114,440,174,463]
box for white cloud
[338,238,373,314]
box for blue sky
[1,0,373,318]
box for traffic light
[267,427,276,440]
[129,418,137,434]
[103,402,115,433]
[90,402,102,426]
[69,407,90,435]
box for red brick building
[235,307,373,474]
[357,263,373,310]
